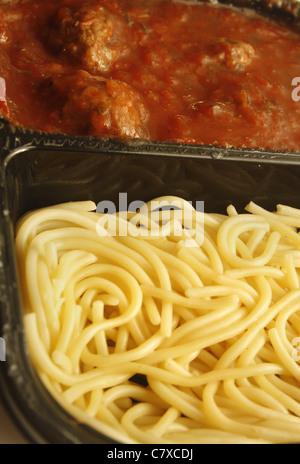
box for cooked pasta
[15,197,300,444]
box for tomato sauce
[1,0,300,151]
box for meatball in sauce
[46,5,125,73]
[41,70,149,138]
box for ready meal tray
[1,0,300,446]
[1,118,300,444]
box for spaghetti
[15,197,300,444]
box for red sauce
[1,0,300,151]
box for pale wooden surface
[0,399,29,444]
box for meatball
[42,70,149,139]
[47,5,122,72]
[214,39,255,70]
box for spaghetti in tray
[15,196,300,444]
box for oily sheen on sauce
[0,0,300,150]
